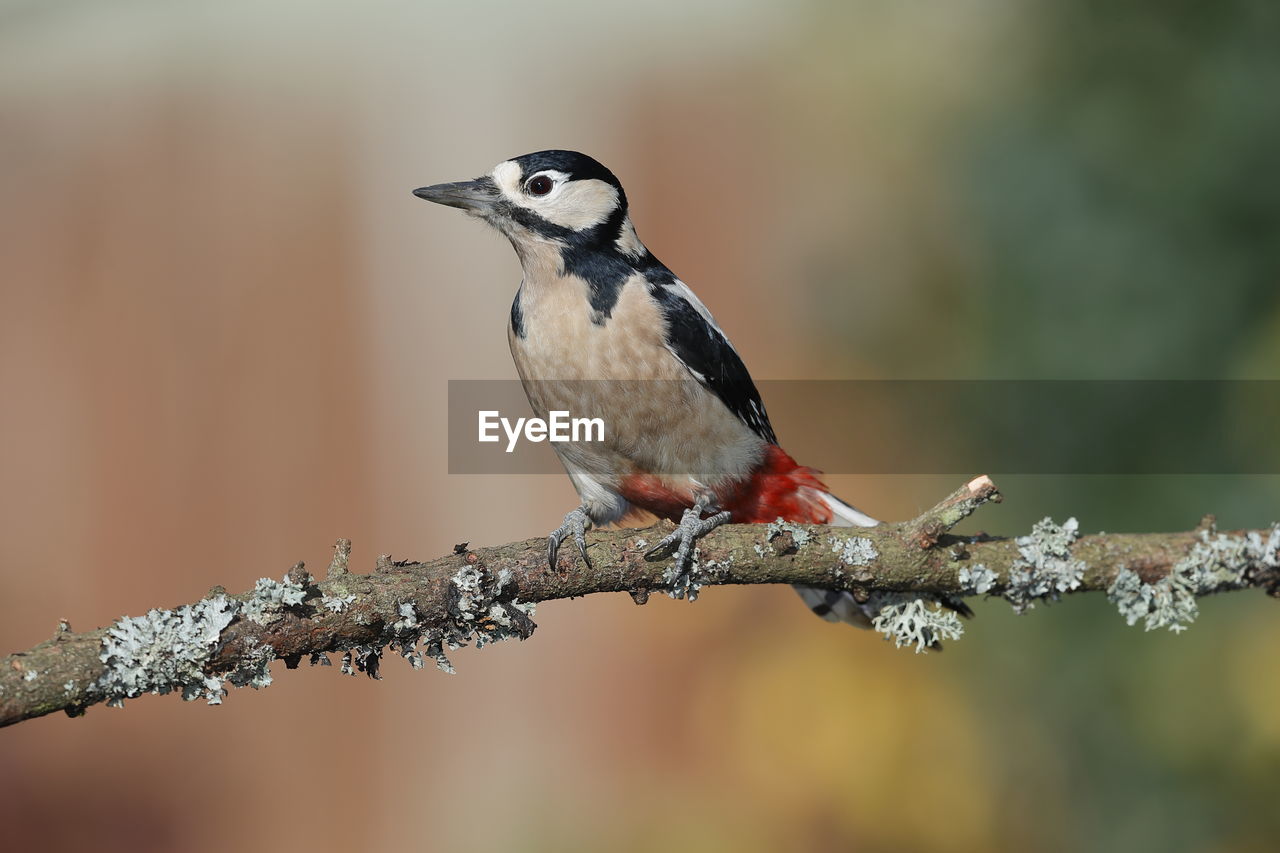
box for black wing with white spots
[644,271,777,445]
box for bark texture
[3,477,1277,729]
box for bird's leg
[548,505,593,570]
[644,499,732,599]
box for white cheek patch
[490,160,620,233]
[541,179,620,231]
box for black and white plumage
[414,150,878,626]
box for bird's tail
[816,491,879,528]
[791,490,880,628]
[719,446,880,627]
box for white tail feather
[793,490,879,627]
[816,491,879,528]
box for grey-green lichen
[96,594,238,706]
[345,564,541,675]
[392,602,420,632]
[1107,568,1189,631]
[869,594,964,654]
[683,554,735,603]
[1249,523,1280,569]
[662,549,700,601]
[958,564,999,595]
[829,535,877,567]
[766,518,814,547]
[225,638,274,690]
[388,602,424,669]
[338,647,382,677]
[1108,523,1280,633]
[243,574,309,625]
[350,645,382,679]
[665,550,738,602]
[447,565,537,649]
[1004,517,1085,613]
[473,597,537,648]
[95,570,318,709]
[321,593,356,613]
[450,564,494,617]
[317,565,536,678]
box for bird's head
[414,150,644,261]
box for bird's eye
[526,175,554,197]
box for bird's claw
[548,506,593,570]
[643,534,680,562]
[644,506,731,599]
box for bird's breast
[509,271,679,381]
[508,269,766,490]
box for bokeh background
[3,1,1279,850]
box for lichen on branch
[1,476,1277,729]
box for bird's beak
[412,177,499,215]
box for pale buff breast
[509,268,766,505]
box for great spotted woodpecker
[415,150,879,626]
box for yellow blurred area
[699,630,997,850]
[2,1,1279,851]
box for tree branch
[2,476,1277,729]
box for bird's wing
[646,276,778,445]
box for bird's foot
[548,506,593,570]
[644,506,732,600]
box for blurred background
[2,0,1279,850]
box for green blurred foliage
[955,2,1280,850]
[761,1,1280,851]
[967,0,1280,381]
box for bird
[414,150,880,626]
